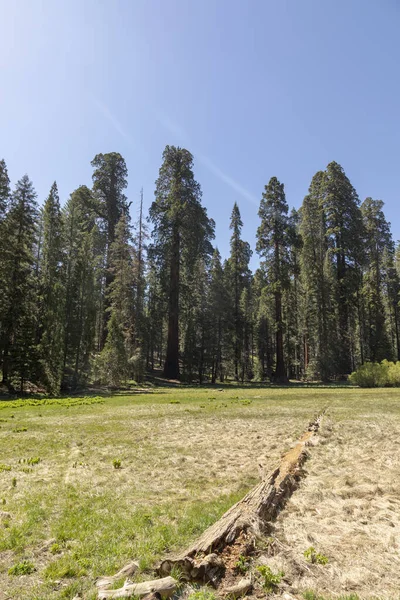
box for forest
[0,146,399,394]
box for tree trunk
[159,415,322,581]
[164,228,180,379]
[274,290,288,382]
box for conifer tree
[299,171,336,379]
[91,152,129,347]
[63,186,99,388]
[209,249,228,383]
[360,198,392,362]
[324,162,363,374]
[38,182,65,393]
[149,146,214,379]
[226,203,252,380]
[257,177,290,383]
[0,175,38,390]
[97,214,134,386]
[0,159,10,223]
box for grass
[0,385,399,598]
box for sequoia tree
[256,177,290,383]
[149,146,214,379]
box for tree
[98,213,134,385]
[209,249,228,383]
[360,198,392,362]
[324,162,363,374]
[226,203,252,380]
[0,159,10,223]
[38,182,65,393]
[63,186,99,388]
[149,146,214,379]
[299,171,336,380]
[0,175,38,390]
[256,177,290,383]
[91,152,129,347]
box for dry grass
[270,389,400,599]
[1,386,399,599]
[0,386,324,599]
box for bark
[98,576,177,600]
[274,290,288,382]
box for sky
[1,0,400,268]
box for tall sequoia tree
[91,152,129,347]
[300,171,336,380]
[149,146,214,379]
[257,177,290,383]
[324,162,363,374]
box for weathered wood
[97,576,177,600]
[223,577,252,597]
[158,415,321,580]
[96,560,139,590]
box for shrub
[113,459,122,469]
[386,360,400,386]
[349,362,389,387]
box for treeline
[0,147,399,393]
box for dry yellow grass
[270,390,400,599]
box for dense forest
[0,146,399,393]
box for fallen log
[96,414,322,597]
[158,415,322,581]
[97,576,177,600]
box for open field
[0,386,399,599]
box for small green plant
[50,542,62,554]
[304,547,328,565]
[188,587,218,600]
[303,591,325,600]
[12,427,28,433]
[8,560,35,576]
[27,457,41,465]
[0,464,12,472]
[235,554,250,574]
[256,564,284,591]
[113,459,122,469]
[12,477,17,487]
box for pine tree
[0,160,11,378]
[209,249,228,383]
[149,146,214,379]
[0,159,10,223]
[132,188,148,381]
[256,177,290,383]
[63,186,99,388]
[360,198,392,362]
[226,203,252,380]
[38,182,65,393]
[0,175,38,390]
[98,214,134,386]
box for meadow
[0,385,399,599]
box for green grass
[0,384,399,598]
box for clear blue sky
[1,0,399,267]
